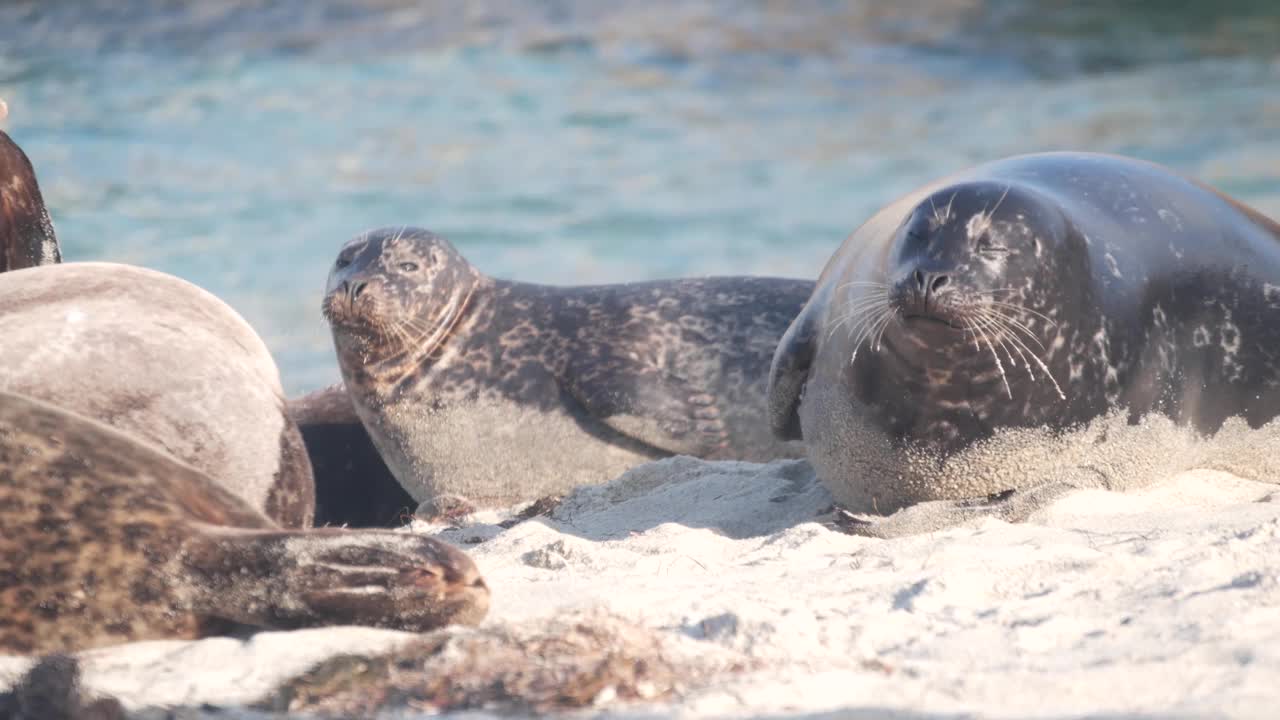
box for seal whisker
[969,318,1013,399]
[850,305,894,364]
[826,292,890,343]
[980,310,1066,400]
[979,305,1047,350]
[871,307,897,352]
[972,310,1030,373]
[983,300,1058,327]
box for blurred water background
[1,0,1278,394]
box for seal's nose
[340,280,368,301]
[913,270,950,310]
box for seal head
[323,228,479,381]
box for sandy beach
[4,457,1278,718]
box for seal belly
[370,397,655,506]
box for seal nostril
[913,270,925,290]
[350,281,368,299]
[931,274,949,292]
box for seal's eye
[976,235,1009,255]
[399,262,420,272]
[335,256,351,269]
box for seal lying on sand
[0,389,488,655]
[0,262,315,527]
[0,109,60,271]
[323,226,811,513]
[768,152,1280,536]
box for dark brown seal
[0,122,60,272]
[769,152,1280,536]
[0,389,488,655]
[321,226,812,514]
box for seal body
[0,129,59,272]
[0,262,313,527]
[769,152,1280,521]
[0,390,488,654]
[324,227,810,511]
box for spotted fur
[0,390,488,655]
[769,152,1280,526]
[323,227,811,510]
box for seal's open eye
[399,262,420,272]
[335,256,351,269]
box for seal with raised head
[0,389,488,655]
[322,227,812,513]
[0,105,60,272]
[768,152,1280,536]
[0,261,315,527]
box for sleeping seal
[0,388,488,655]
[0,262,314,527]
[0,117,60,272]
[768,152,1280,536]
[323,226,811,513]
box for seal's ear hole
[429,250,441,266]
[399,262,420,272]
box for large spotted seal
[0,262,315,526]
[0,388,488,655]
[323,227,811,513]
[0,115,60,272]
[768,152,1280,536]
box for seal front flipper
[766,297,821,441]
[560,361,731,458]
[179,526,489,632]
[832,480,1082,539]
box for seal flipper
[180,526,489,632]
[832,480,1082,539]
[767,299,820,441]
[561,362,731,458]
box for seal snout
[891,266,964,331]
[912,270,951,312]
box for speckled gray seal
[0,261,315,527]
[323,227,811,513]
[0,127,59,272]
[769,152,1280,536]
[0,388,488,654]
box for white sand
[5,457,1280,718]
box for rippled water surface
[2,1,1279,392]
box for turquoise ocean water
[2,1,1278,394]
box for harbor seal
[768,152,1280,536]
[0,388,488,655]
[0,262,313,527]
[323,227,811,512]
[0,123,60,272]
